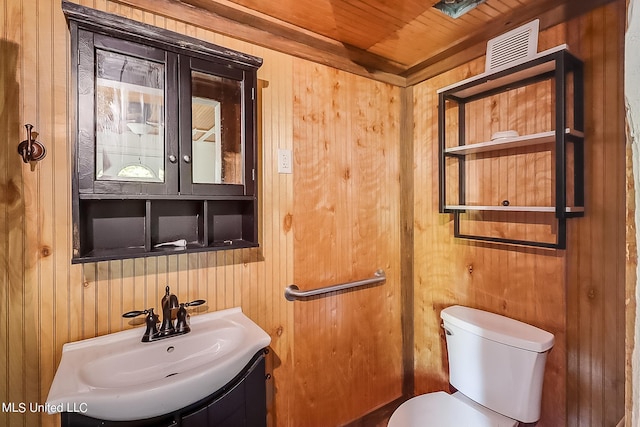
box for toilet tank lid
[441,305,554,352]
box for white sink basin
[46,307,271,421]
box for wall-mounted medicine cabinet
[63,2,262,263]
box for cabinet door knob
[168,154,177,163]
[183,155,191,164]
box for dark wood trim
[399,87,415,397]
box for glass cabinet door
[75,30,256,197]
[179,57,256,196]
[77,32,178,195]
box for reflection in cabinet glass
[191,71,242,185]
[95,50,166,184]
[438,46,584,249]
[64,2,262,263]
[179,57,253,196]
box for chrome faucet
[122,286,205,342]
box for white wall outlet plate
[277,148,292,174]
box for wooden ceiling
[117,0,616,85]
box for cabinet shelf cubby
[75,198,257,263]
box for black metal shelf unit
[437,47,584,249]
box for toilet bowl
[388,392,517,427]
[388,305,554,426]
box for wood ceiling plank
[345,0,430,25]
[367,19,453,65]
[474,2,503,20]
[488,0,514,14]
[344,0,406,26]
[231,0,338,32]
[453,8,490,26]
[330,1,402,36]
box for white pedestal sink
[46,307,271,421]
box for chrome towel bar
[284,269,386,301]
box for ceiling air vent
[485,20,539,73]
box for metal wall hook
[17,123,46,164]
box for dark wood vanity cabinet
[64,2,262,263]
[60,351,268,427]
[180,353,267,427]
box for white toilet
[388,305,555,426]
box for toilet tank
[441,305,554,424]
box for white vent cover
[485,19,539,73]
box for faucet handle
[122,309,160,342]
[184,299,205,307]
[174,300,204,333]
[175,303,189,333]
[123,309,153,318]
[123,309,159,325]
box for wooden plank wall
[566,3,626,426]
[0,1,403,426]
[412,1,626,426]
[291,65,403,426]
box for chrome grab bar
[284,269,386,301]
